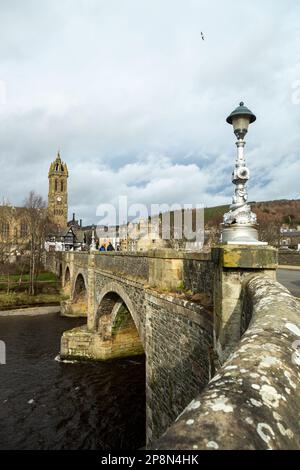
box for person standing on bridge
[107,241,115,251]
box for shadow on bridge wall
[61,271,88,317]
[63,266,71,296]
[146,342,213,445]
[95,292,145,359]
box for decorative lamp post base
[90,229,97,252]
[221,223,267,246]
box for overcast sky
[0,0,300,224]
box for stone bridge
[50,249,215,444]
[44,245,300,449]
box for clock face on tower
[56,196,62,202]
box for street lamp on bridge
[221,102,266,245]
[90,225,97,252]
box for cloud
[0,0,299,224]
[69,155,229,223]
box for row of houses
[1,204,300,254]
[280,228,300,250]
[44,217,171,252]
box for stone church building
[0,152,72,252]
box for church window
[55,179,58,191]
[61,181,64,192]
[55,163,59,171]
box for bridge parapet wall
[148,250,213,295]
[57,249,214,304]
[183,252,213,299]
[72,252,89,268]
[94,252,149,281]
[212,245,278,364]
[154,274,300,450]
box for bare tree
[0,203,14,291]
[24,191,50,295]
[258,217,281,247]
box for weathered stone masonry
[154,275,300,450]
[46,244,298,449]
[212,245,278,364]
[145,292,212,444]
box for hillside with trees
[157,199,300,248]
[204,199,300,228]
[204,199,300,246]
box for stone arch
[95,292,122,338]
[71,272,88,317]
[65,266,70,283]
[73,272,87,298]
[63,266,71,295]
[95,282,140,337]
[94,282,144,357]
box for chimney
[72,213,75,222]
[80,219,82,228]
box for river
[0,312,146,450]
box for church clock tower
[48,152,69,229]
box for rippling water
[0,312,146,450]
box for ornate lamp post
[222,102,266,245]
[90,225,97,252]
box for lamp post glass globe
[226,102,256,140]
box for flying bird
[201,32,205,41]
